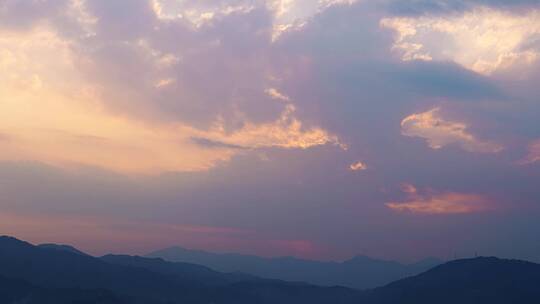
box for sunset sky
[1,0,539,262]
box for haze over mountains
[1,235,539,304]
[0,236,362,304]
[147,246,442,289]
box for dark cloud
[190,137,248,150]
[385,0,540,16]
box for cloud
[0,28,233,174]
[518,139,540,165]
[400,183,418,194]
[190,137,248,150]
[349,161,367,171]
[265,87,291,102]
[386,183,490,214]
[0,0,507,176]
[0,80,337,174]
[401,107,503,153]
[381,7,540,74]
[195,104,343,150]
[0,22,341,174]
[267,0,359,36]
[1,0,540,262]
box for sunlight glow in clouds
[0,29,229,174]
[152,0,359,41]
[386,183,490,214]
[0,27,339,174]
[381,8,540,74]
[269,0,358,40]
[152,0,255,26]
[401,107,503,153]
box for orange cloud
[386,183,490,214]
[401,107,503,153]
[349,161,367,171]
[197,104,342,151]
[0,28,340,175]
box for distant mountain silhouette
[100,254,258,285]
[364,257,540,304]
[147,246,442,289]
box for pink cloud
[518,139,540,165]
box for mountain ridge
[2,235,540,304]
[38,243,91,256]
[147,245,443,289]
[0,235,363,303]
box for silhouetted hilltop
[38,243,90,256]
[0,235,183,301]
[365,257,540,304]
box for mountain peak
[431,256,534,271]
[0,235,34,247]
[0,235,24,242]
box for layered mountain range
[1,236,539,304]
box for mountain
[0,236,189,302]
[147,246,442,289]
[38,243,90,256]
[364,257,540,304]
[100,254,258,285]
[3,236,540,303]
[0,236,362,304]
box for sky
[0,0,539,263]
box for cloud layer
[1,0,540,262]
